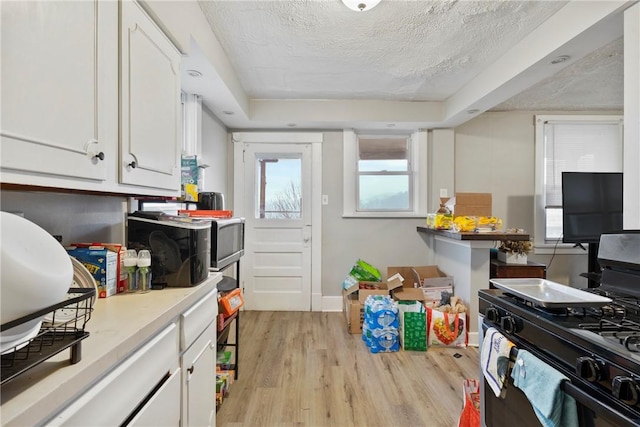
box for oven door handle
[561,381,640,427]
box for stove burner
[579,318,640,352]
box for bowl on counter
[0,212,72,350]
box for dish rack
[0,287,95,386]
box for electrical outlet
[439,188,448,198]
[322,195,329,205]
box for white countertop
[0,273,221,427]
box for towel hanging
[510,349,579,427]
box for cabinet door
[120,0,181,192]
[182,321,216,427]
[0,1,117,182]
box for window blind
[544,121,622,207]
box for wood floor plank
[217,311,480,427]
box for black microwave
[210,217,245,270]
[127,213,211,287]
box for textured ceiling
[185,0,626,130]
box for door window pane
[255,156,302,219]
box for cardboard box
[344,294,364,334]
[342,274,404,334]
[451,192,492,218]
[388,266,453,307]
[66,246,117,298]
[72,243,126,293]
[387,266,453,289]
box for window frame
[343,129,428,218]
[533,114,623,254]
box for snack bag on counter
[426,198,453,230]
[474,216,503,232]
[427,296,468,347]
[453,216,477,232]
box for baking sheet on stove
[489,278,612,308]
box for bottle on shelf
[136,250,151,293]
[124,249,138,293]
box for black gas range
[479,231,640,427]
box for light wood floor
[216,311,480,427]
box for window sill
[342,211,427,219]
[534,244,589,255]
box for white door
[235,137,319,311]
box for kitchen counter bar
[416,226,530,241]
[0,273,221,427]
[416,227,530,346]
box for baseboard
[468,332,479,347]
[322,295,343,312]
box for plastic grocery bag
[457,378,480,427]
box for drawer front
[181,288,218,350]
[128,368,181,427]
[46,323,179,426]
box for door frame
[232,132,323,311]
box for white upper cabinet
[119,0,182,192]
[0,1,117,182]
[1,0,182,196]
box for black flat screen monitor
[562,172,623,244]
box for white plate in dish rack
[0,319,43,355]
[43,257,96,325]
[489,278,612,308]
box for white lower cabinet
[46,323,179,426]
[129,368,182,427]
[180,288,218,427]
[42,288,218,427]
[182,321,217,427]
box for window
[254,154,302,219]
[534,115,623,250]
[343,130,427,217]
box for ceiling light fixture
[551,55,571,64]
[186,69,202,78]
[341,0,381,12]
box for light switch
[322,195,329,205]
[439,188,448,198]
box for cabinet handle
[128,161,137,169]
[187,365,194,374]
[93,152,105,161]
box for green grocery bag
[349,259,381,282]
[398,301,427,351]
[342,259,382,290]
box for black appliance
[127,212,211,288]
[207,217,244,270]
[197,192,225,211]
[479,230,640,427]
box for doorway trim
[232,132,323,311]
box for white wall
[454,110,623,287]
[199,104,228,199]
[0,191,127,245]
[321,131,434,297]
